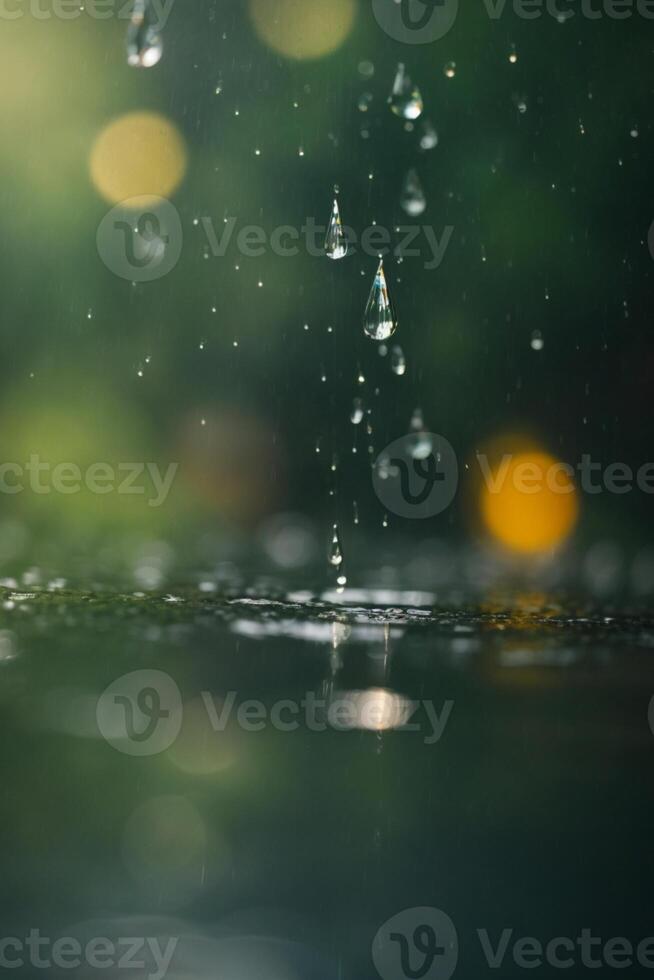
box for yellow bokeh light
[90,112,187,205]
[480,450,579,555]
[249,0,356,60]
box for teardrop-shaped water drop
[126,0,163,68]
[419,119,439,150]
[408,408,433,460]
[324,198,348,260]
[328,524,345,567]
[363,260,397,342]
[391,346,406,376]
[400,169,427,217]
[388,63,423,121]
[351,398,365,425]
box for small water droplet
[351,398,365,425]
[391,346,407,376]
[444,61,456,79]
[358,92,373,112]
[325,198,348,260]
[408,409,433,460]
[328,524,344,567]
[388,63,423,121]
[419,119,438,150]
[400,168,427,217]
[126,0,163,68]
[531,330,544,351]
[363,260,397,342]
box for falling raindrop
[391,346,406,376]
[419,119,439,150]
[363,260,397,342]
[126,0,163,68]
[400,169,427,217]
[508,45,518,64]
[408,409,433,460]
[324,198,348,260]
[357,92,374,113]
[329,524,344,567]
[388,63,423,121]
[444,61,457,79]
[531,330,545,351]
[351,398,365,425]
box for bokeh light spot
[480,450,579,555]
[248,0,356,60]
[90,112,187,205]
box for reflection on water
[0,586,653,978]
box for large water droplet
[126,0,163,68]
[324,198,348,260]
[388,63,423,121]
[400,169,427,217]
[363,260,397,342]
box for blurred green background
[0,0,652,592]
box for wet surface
[0,588,653,977]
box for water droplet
[351,398,365,425]
[126,0,163,68]
[363,260,397,342]
[408,409,433,460]
[358,92,373,113]
[531,330,544,351]
[508,45,518,63]
[391,346,406,376]
[328,524,344,567]
[419,119,438,150]
[324,198,348,260]
[444,61,456,79]
[388,63,423,121]
[400,168,427,217]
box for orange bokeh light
[480,450,579,555]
